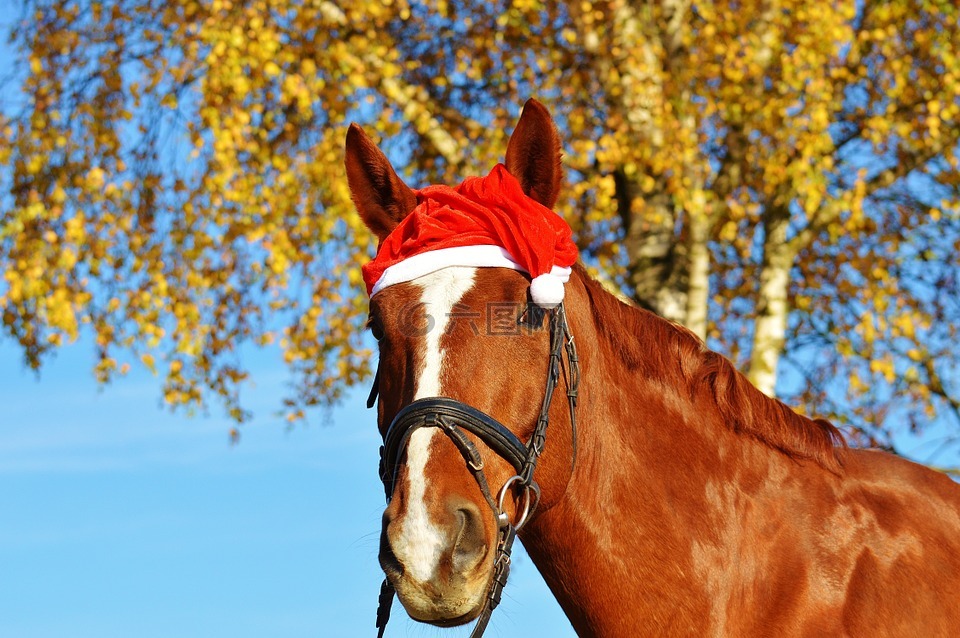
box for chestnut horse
[345,100,960,637]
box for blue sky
[0,339,576,637]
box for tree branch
[319,1,465,169]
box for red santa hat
[362,164,578,308]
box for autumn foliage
[1,1,959,461]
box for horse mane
[576,266,846,472]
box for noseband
[372,303,580,638]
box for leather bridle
[370,303,580,638]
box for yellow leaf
[264,61,282,77]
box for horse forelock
[575,266,846,472]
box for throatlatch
[372,303,579,638]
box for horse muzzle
[380,492,493,624]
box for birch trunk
[605,0,690,325]
[615,169,688,323]
[685,209,711,341]
[748,209,796,396]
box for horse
[344,99,960,637]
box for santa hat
[362,164,578,308]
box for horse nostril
[379,507,404,579]
[451,502,488,573]
[379,528,404,579]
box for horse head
[345,100,579,628]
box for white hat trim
[371,244,571,306]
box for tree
[2,0,959,462]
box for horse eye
[367,315,385,341]
[517,303,547,330]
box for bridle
[370,302,580,638]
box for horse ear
[505,98,563,209]
[345,124,418,241]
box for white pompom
[530,274,565,308]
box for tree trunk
[614,169,688,323]
[685,204,711,341]
[748,208,795,396]
[604,0,691,325]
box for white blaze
[395,267,477,583]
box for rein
[370,303,580,638]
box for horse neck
[517,274,828,635]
